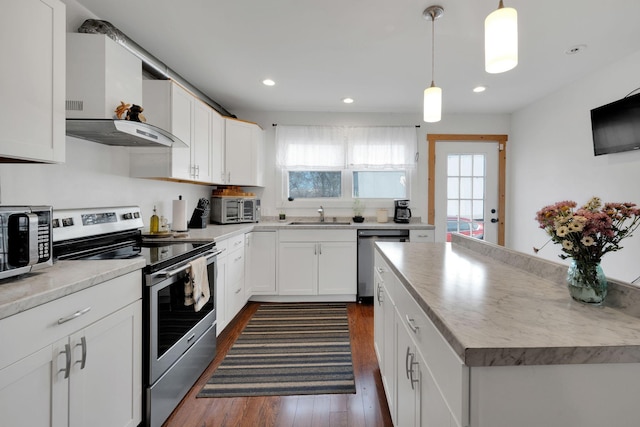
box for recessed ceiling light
[566,44,587,55]
[473,86,487,93]
[342,97,354,104]
[262,79,275,86]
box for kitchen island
[375,235,640,427]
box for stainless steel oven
[144,245,219,427]
[52,206,221,427]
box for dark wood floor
[163,301,393,427]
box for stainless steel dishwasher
[357,229,409,302]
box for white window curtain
[276,125,346,170]
[347,126,417,169]
[276,125,417,170]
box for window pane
[460,155,473,175]
[447,177,459,198]
[288,171,342,198]
[460,178,472,199]
[473,155,485,176]
[472,177,484,199]
[352,171,406,198]
[447,155,459,176]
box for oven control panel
[52,206,144,242]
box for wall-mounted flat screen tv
[591,92,640,156]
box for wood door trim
[427,133,508,246]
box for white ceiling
[71,0,640,116]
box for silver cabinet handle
[376,284,384,304]
[314,243,317,255]
[57,307,91,325]
[75,336,87,370]
[405,346,411,380]
[376,266,385,273]
[406,315,419,334]
[408,352,419,390]
[318,243,322,255]
[59,343,71,379]
[235,288,242,294]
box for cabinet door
[245,231,277,295]
[396,318,419,427]
[373,269,385,365]
[169,84,193,180]
[227,245,246,319]
[215,252,228,334]
[69,301,141,427]
[0,0,65,162]
[225,119,255,185]
[191,100,212,182]
[0,343,67,427]
[418,351,453,427]
[318,241,357,295]
[210,110,226,184]
[278,242,317,295]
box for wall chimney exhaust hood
[65,119,187,147]
[65,33,187,148]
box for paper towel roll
[172,198,188,231]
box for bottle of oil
[150,205,159,234]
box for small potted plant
[352,199,365,223]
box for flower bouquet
[535,197,640,304]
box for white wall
[0,137,211,230]
[233,110,510,221]
[508,49,640,283]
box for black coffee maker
[393,199,412,223]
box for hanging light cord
[430,11,436,87]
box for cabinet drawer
[395,281,469,427]
[0,271,141,369]
[227,234,245,251]
[215,238,228,256]
[410,229,435,242]
[279,229,356,242]
[227,249,245,285]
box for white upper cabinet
[131,81,214,183]
[223,118,264,186]
[0,0,65,163]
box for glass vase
[566,259,607,305]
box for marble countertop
[0,219,433,321]
[0,258,145,320]
[158,219,434,243]
[376,238,640,367]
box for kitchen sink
[288,221,351,225]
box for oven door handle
[154,249,223,278]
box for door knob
[491,218,499,223]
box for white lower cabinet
[375,248,468,427]
[374,252,397,424]
[278,230,356,298]
[0,271,142,427]
[226,234,247,322]
[215,239,228,334]
[245,231,277,295]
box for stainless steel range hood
[66,119,187,148]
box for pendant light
[485,0,518,73]
[423,5,444,123]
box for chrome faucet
[318,205,325,222]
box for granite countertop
[0,258,145,320]
[376,237,640,367]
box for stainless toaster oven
[210,197,260,224]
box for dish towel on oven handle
[184,256,210,312]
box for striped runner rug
[197,302,356,398]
